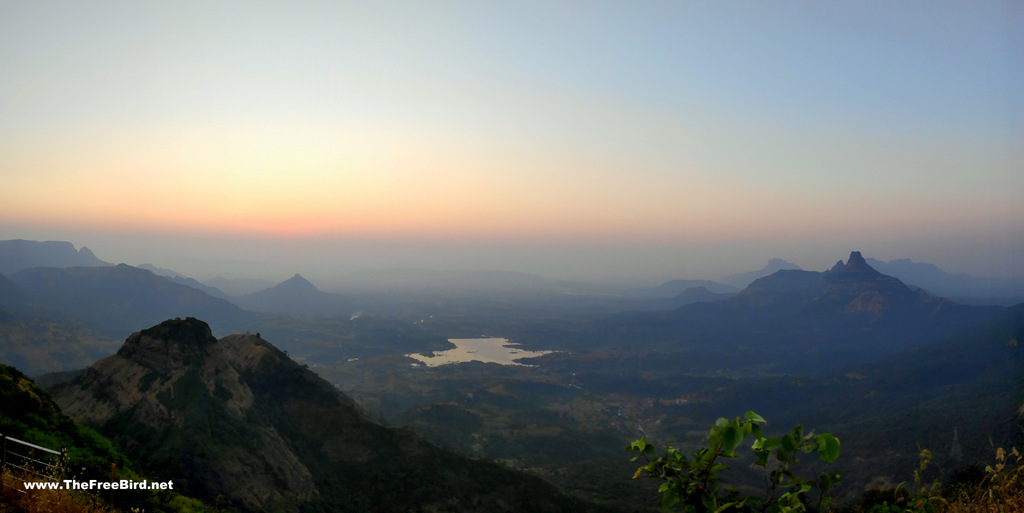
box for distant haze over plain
[1,2,1020,285]
[0,231,1019,289]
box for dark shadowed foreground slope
[50,318,603,513]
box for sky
[0,1,1021,284]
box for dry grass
[941,491,1024,513]
[0,470,115,513]
[924,446,1022,513]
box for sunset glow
[1,1,1020,281]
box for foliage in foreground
[0,363,213,513]
[856,443,1023,513]
[629,411,841,513]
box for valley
[1,241,1022,511]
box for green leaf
[754,451,770,467]
[781,434,796,452]
[721,425,743,455]
[701,492,716,510]
[816,433,840,463]
[819,471,839,491]
[745,411,766,424]
[715,501,736,513]
[777,447,789,461]
[661,486,680,509]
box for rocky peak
[116,317,218,370]
[276,273,319,293]
[830,251,879,275]
[846,251,867,266]
[78,246,99,260]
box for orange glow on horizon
[2,123,1014,248]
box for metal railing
[0,433,67,495]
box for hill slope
[1,362,212,512]
[10,264,254,336]
[49,318,603,513]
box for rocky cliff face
[54,319,317,512]
[51,318,595,513]
[812,251,923,315]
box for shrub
[628,411,841,512]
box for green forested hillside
[0,363,212,512]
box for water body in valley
[407,337,553,367]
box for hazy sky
[1,1,1020,284]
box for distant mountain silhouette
[866,257,1023,305]
[0,239,110,275]
[136,263,185,278]
[728,251,932,315]
[235,274,346,315]
[672,286,734,304]
[806,251,923,314]
[202,276,276,296]
[586,252,999,372]
[341,268,573,293]
[718,258,802,289]
[624,279,737,300]
[137,264,229,299]
[9,264,253,336]
[49,318,600,513]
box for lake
[407,337,553,367]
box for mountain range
[866,257,1023,305]
[2,240,1022,509]
[556,252,999,373]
